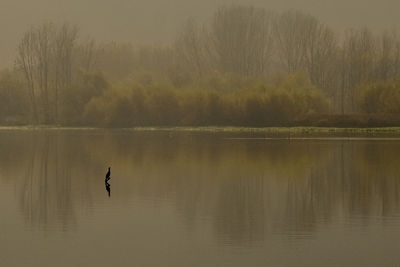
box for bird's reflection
[105,180,111,197]
[105,167,111,197]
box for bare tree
[175,18,206,78]
[273,10,310,74]
[373,31,400,81]
[52,23,78,122]
[211,5,274,76]
[16,27,39,123]
[35,23,54,123]
[16,22,79,124]
[340,28,376,112]
[75,38,96,73]
[303,21,338,90]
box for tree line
[1,5,400,126]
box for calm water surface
[1,130,400,266]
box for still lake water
[1,129,400,266]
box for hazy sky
[2,0,400,68]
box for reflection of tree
[18,133,76,230]
[343,142,400,218]
[214,175,265,246]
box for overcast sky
[2,0,400,68]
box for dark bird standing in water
[106,167,111,181]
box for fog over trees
[2,0,400,68]
[1,5,400,126]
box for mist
[2,0,400,68]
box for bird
[105,167,111,181]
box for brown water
[1,129,400,266]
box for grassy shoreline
[1,125,400,135]
[130,126,400,134]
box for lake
[1,129,400,266]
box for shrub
[362,80,400,114]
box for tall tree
[211,5,274,76]
[16,22,79,123]
[16,27,39,123]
